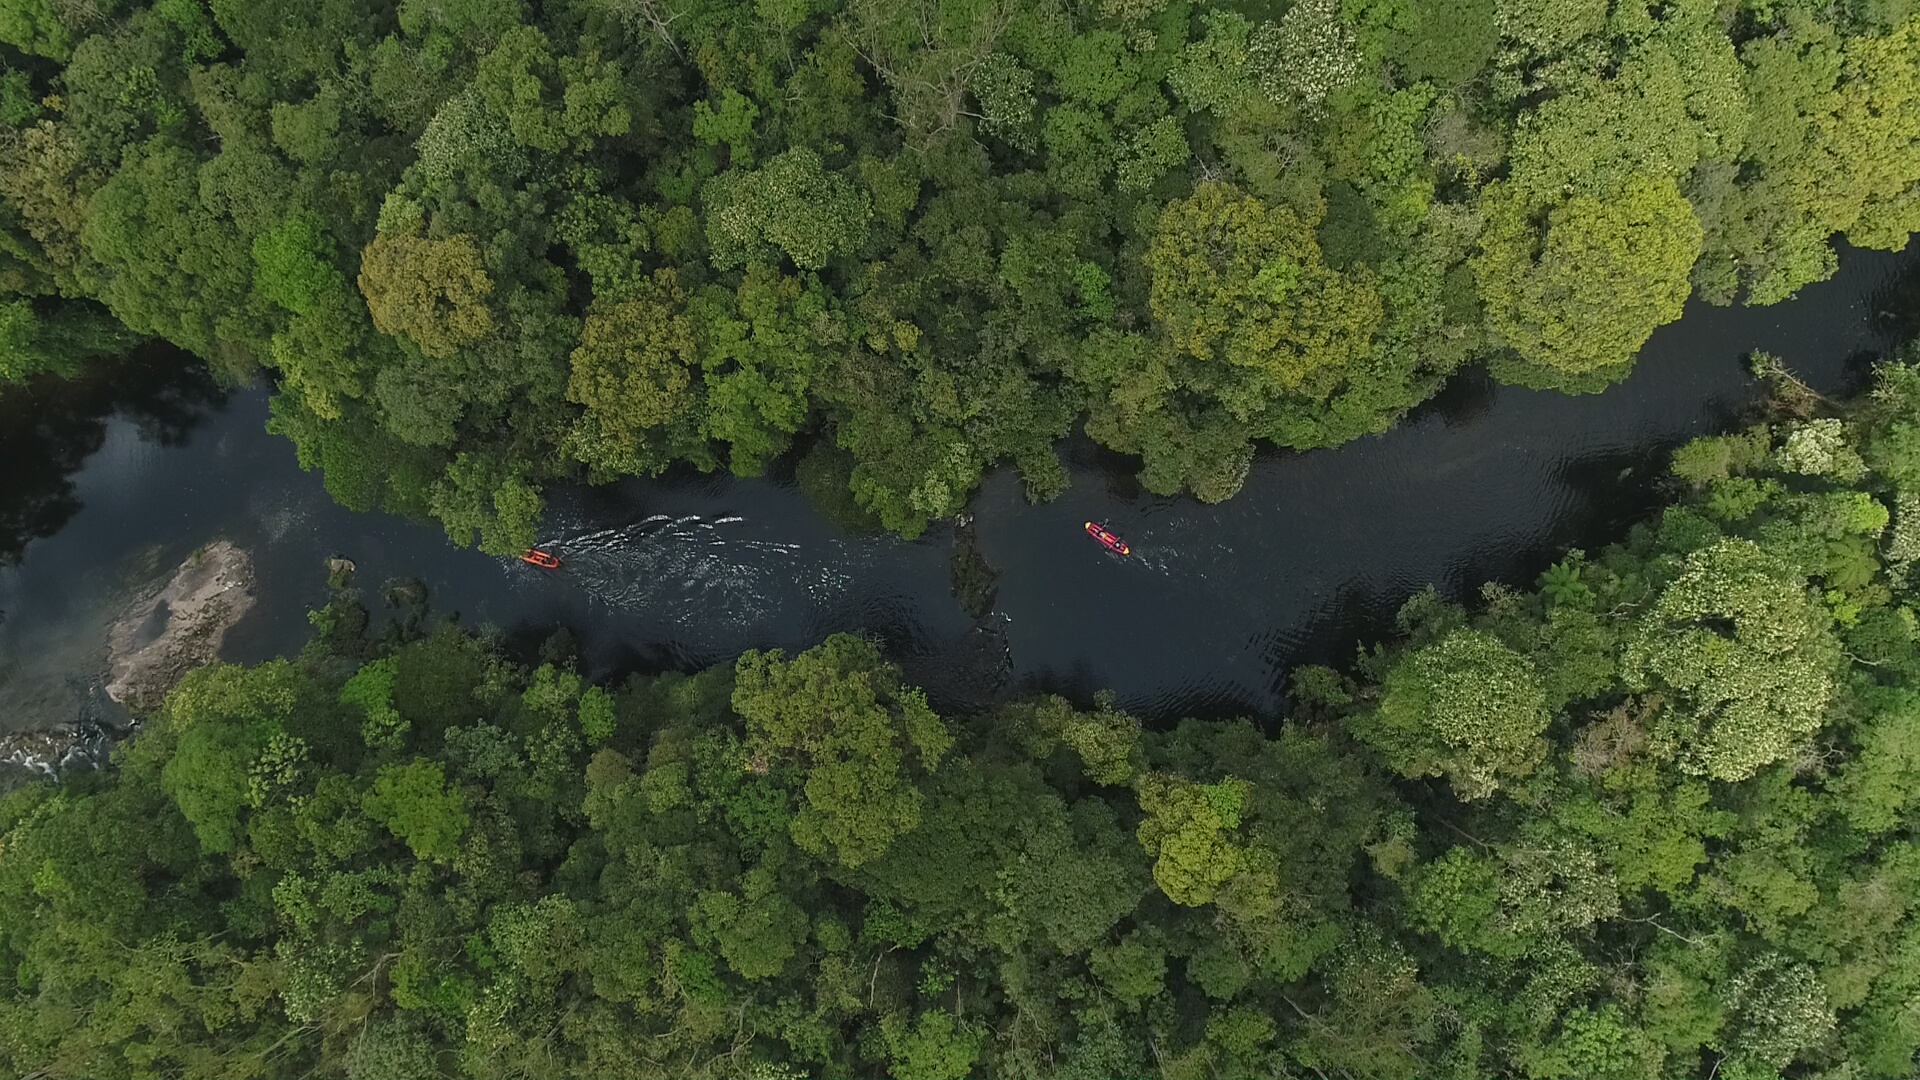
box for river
[0,242,1914,762]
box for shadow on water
[1439,444,1674,619]
[1049,432,1149,504]
[1418,365,1501,429]
[980,239,1920,722]
[0,241,1916,745]
[0,346,222,566]
[1869,252,1920,346]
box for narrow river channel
[1,242,1914,751]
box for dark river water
[2,242,1916,755]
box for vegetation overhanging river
[1,242,1915,747]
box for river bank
[0,244,1913,745]
[103,539,256,712]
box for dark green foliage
[793,438,884,534]
[1387,0,1498,84]
[0,297,138,380]
[0,0,1909,532]
[15,363,1920,1077]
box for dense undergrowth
[10,352,1920,1077]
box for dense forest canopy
[9,354,1920,1077]
[0,0,1913,545]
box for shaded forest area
[8,355,1920,1076]
[0,0,1915,545]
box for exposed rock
[104,540,256,713]
[327,556,357,590]
[0,723,108,787]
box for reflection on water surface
[0,243,1913,744]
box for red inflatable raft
[520,548,561,569]
[1084,521,1130,556]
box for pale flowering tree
[413,90,524,188]
[1774,417,1868,481]
[1883,492,1920,585]
[970,52,1037,150]
[1620,538,1841,781]
[1357,628,1552,800]
[1717,954,1837,1078]
[1247,0,1361,111]
[702,148,873,271]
